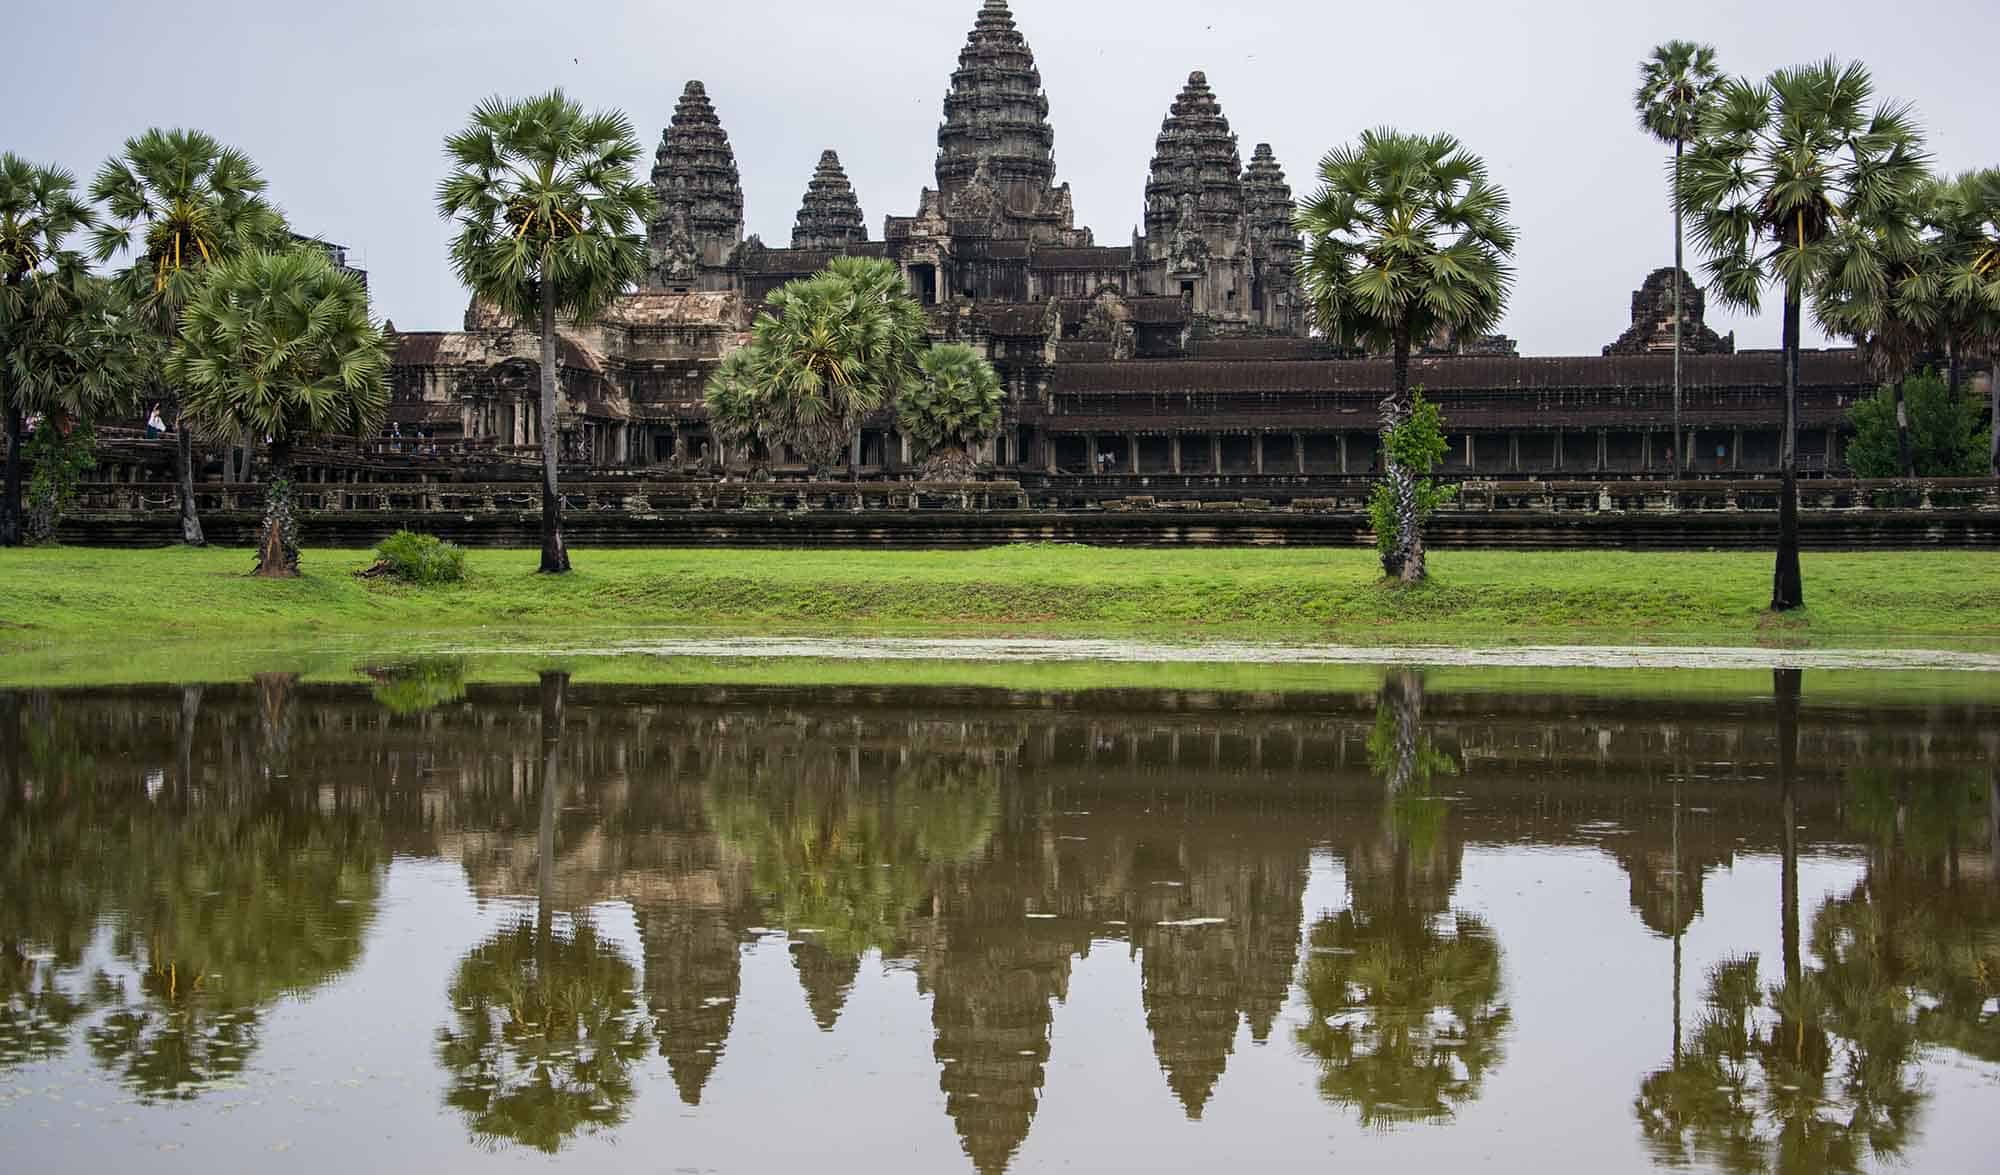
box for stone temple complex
[386,0,1877,486]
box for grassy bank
[5,544,2000,652]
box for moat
[1,667,1993,1173]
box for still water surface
[2,668,1995,1173]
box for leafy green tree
[1636,41,1723,474]
[167,247,390,577]
[437,90,655,573]
[900,343,1003,479]
[1295,130,1516,582]
[710,256,929,478]
[1844,370,1985,478]
[1,156,148,546]
[91,129,289,547]
[1365,392,1457,572]
[1682,61,1928,611]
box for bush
[1846,370,1986,478]
[370,530,467,585]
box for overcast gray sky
[9,0,1996,355]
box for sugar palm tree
[91,129,289,547]
[717,256,929,478]
[900,343,1003,479]
[1295,130,1517,582]
[1,156,149,546]
[1636,41,1722,476]
[1815,180,1943,478]
[1681,60,1927,611]
[166,248,389,578]
[1934,168,2000,475]
[437,90,655,573]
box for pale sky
[9,0,1996,355]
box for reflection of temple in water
[3,680,1993,1170]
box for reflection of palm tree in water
[1297,671,1510,1127]
[435,674,650,1153]
[1,682,382,1099]
[1636,669,1944,1173]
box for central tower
[931,0,1080,242]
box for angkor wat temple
[385,0,1878,487]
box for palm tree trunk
[1672,139,1686,477]
[1891,378,1915,478]
[536,671,567,945]
[175,420,205,546]
[1989,359,1998,477]
[255,435,297,578]
[1772,289,1804,612]
[537,283,569,574]
[1776,667,1802,990]
[1387,324,1423,583]
[1,402,23,548]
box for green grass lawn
[4,544,2000,652]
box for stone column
[1597,429,1608,473]
[1210,434,1222,474]
[1826,427,1839,472]
[1293,433,1305,474]
[1086,435,1099,476]
[1128,433,1140,475]
[1732,428,1742,471]
[1554,426,1564,472]
[1642,431,1652,472]
[1171,434,1183,474]
[1338,434,1349,475]
[1255,434,1266,475]
[1466,435,1476,471]
[1509,433,1521,474]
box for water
[1,668,1995,1173]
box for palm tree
[1934,168,2000,475]
[1681,61,1927,611]
[91,129,288,548]
[1815,180,1943,479]
[1295,130,1517,582]
[716,256,929,478]
[1,156,150,545]
[437,91,655,574]
[900,343,1004,479]
[166,248,389,578]
[1635,41,1723,476]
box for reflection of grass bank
[3,643,1996,706]
[5,545,2000,646]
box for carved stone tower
[1140,72,1253,325]
[933,0,1079,242]
[791,150,869,250]
[1241,143,1302,333]
[649,81,745,291]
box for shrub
[1368,392,1458,564]
[1846,370,1986,478]
[370,530,467,585]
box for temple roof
[937,1,1058,207]
[1052,351,1872,395]
[1031,246,1134,271]
[791,150,869,251]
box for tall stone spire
[790,150,869,250]
[1242,143,1302,327]
[648,81,745,287]
[1144,71,1246,250]
[936,0,1058,213]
